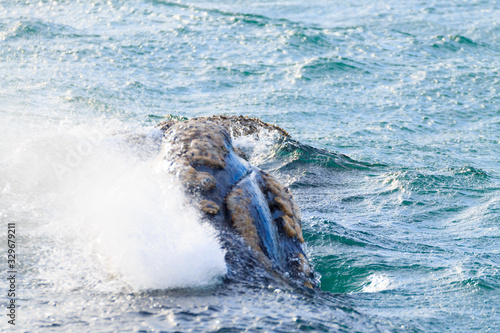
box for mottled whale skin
[157,116,317,288]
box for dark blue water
[1,0,499,331]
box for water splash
[362,273,396,293]
[0,119,227,291]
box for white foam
[361,273,396,293]
[0,119,227,291]
[231,128,282,167]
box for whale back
[158,117,317,288]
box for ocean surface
[1,0,499,331]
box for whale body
[157,116,317,288]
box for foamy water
[0,118,227,292]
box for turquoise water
[1,0,499,331]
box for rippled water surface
[1,0,499,332]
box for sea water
[0,0,498,331]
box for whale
[156,115,317,288]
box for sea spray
[67,155,228,290]
[0,119,227,291]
